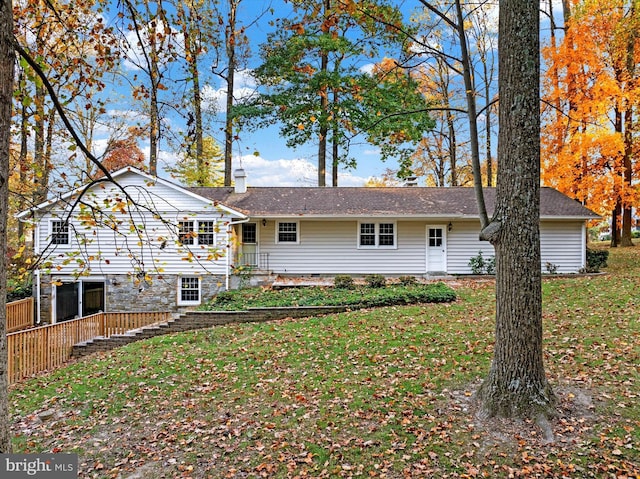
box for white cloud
[121,21,181,71]
[202,70,259,113]
[233,154,368,187]
[360,63,375,75]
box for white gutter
[35,270,41,325]
[225,217,250,290]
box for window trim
[357,221,397,249]
[178,219,219,246]
[276,221,300,244]
[51,219,70,245]
[197,220,217,246]
[242,222,258,244]
[177,276,201,306]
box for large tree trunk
[0,0,14,453]
[476,0,555,420]
[224,0,238,187]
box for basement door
[426,226,446,273]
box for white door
[426,226,446,273]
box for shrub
[484,256,496,275]
[334,275,355,289]
[468,251,495,275]
[586,248,609,273]
[365,274,386,288]
[7,279,32,302]
[545,262,558,274]
[398,275,417,286]
[200,282,457,311]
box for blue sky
[99,0,421,187]
[92,0,570,188]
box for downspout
[582,222,587,272]
[225,217,250,290]
[35,269,41,324]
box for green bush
[586,248,609,273]
[7,279,32,302]
[364,274,386,288]
[468,251,495,275]
[398,275,417,286]
[200,282,456,311]
[334,275,355,289]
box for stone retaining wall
[71,306,349,357]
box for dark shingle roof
[188,186,599,220]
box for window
[428,228,443,247]
[198,221,216,245]
[242,223,257,244]
[379,223,395,246]
[277,222,298,243]
[179,277,201,305]
[179,220,218,246]
[178,221,194,245]
[358,222,396,248]
[52,220,69,245]
[360,223,376,246]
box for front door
[426,226,446,273]
[239,223,258,266]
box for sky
[91,0,562,189]
[102,0,421,188]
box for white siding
[33,172,234,277]
[445,221,490,274]
[255,218,588,276]
[540,221,586,273]
[447,220,586,274]
[259,220,428,275]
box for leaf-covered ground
[10,246,639,478]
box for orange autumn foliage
[541,0,640,218]
[95,137,146,178]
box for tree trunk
[224,0,238,187]
[0,0,14,453]
[447,108,457,186]
[179,0,205,187]
[620,14,635,247]
[454,0,487,227]
[611,204,620,247]
[620,107,634,246]
[332,128,338,187]
[483,60,492,187]
[316,0,330,187]
[476,0,555,420]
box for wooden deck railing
[7,311,171,385]
[6,298,34,333]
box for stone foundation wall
[38,274,226,323]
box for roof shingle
[188,186,599,220]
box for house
[19,167,599,324]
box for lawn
[9,245,640,478]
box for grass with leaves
[9,245,640,478]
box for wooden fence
[7,311,171,385]
[6,298,34,333]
